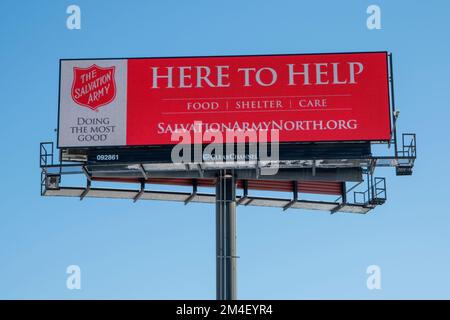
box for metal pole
[216,170,237,300]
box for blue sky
[0,0,449,299]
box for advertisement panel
[58,52,391,148]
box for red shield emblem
[71,64,116,110]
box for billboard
[58,52,391,148]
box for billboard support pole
[216,170,237,300]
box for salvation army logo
[71,64,116,111]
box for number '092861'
[96,154,119,161]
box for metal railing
[40,142,54,167]
[399,133,416,158]
[353,176,386,206]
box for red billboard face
[58,52,391,148]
